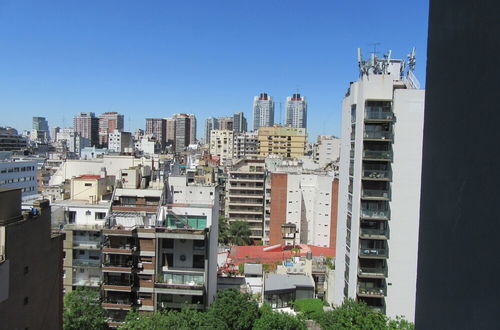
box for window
[193,255,204,268]
[84,183,92,187]
[95,212,106,220]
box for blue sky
[0,1,429,140]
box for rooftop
[265,274,315,292]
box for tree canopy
[63,288,107,330]
[228,220,252,246]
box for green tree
[63,288,107,330]
[207,289,259,330]
[253,304,306,330]
[229,220,252,246]
[292,298,324,321]
[316,299,388,330]
[387,316,415,330]
[218,216,230,244]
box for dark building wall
[415,1,500,328]
[0,200,64,329]
[329,178,339,249]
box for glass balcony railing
[365,111,394,120]
[360,227,388,238]
[362,189,390,199]
[360,209,390,220]
[358,285,386,296]
[358,267,387,277]
[363,150,392,160]
[159,272,205,287]
[73,259,101,267]
[362,169,391,180]
[363,131,393,140]
[359,247,388,258]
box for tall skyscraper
[173,114,190,152]
[205,117,219,144]
[233,112,247,133]
[188,114,197,144]
[165,118,176,147]
[32,117,49,142]
[73,112,99,147]
[253,93,274,130]
[285,93,307,129]
[145,118,166,148]
[333,50,424,322]
[98,112,124,147]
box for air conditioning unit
[137,262,143,269]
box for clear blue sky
[0,0,429,140]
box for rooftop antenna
[369,42,380,56]
[408,47,417,72]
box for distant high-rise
[173,114,193,152]
[73,112,99,147]
[188,114,197,144]
[253,93,274,130]
[218,117,233,131]
[285,94,307,129]
[98,112,124,147]
[233,112,247,133]
[165,118,176,146]
[205,117,219,144]
[145,118,166,148]
[32,117,49,142]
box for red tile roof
[228,244,335,266]
[77,175,101,179]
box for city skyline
[0,1,429,139]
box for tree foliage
[253,304,306,330]
[292,298,324,320]
[207,289,259,330]
[63,288,107,330]
[228,220,252,246]
[218,216,230,244]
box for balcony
[73,259,101,268]
[360,227,389,239]
[157,271,205,289]
[73,241,101,250]
[360,209,390,220]
[102,261,134,273]
[358,267,387,278]
[365,111,394,122]
[102,243,136,255]
[158,301,204,310]
[362,150,392,161]
[102,299,134,310]
[362,169,391,181]
[361,189,390,200]
[363,131,393,141]
[103,281,133,291]
[359,247,388,258]
[73,278,101,287]
[357,285,386,298]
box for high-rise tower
[333,49,424,322]
[253,93,274,130]
[74,112,99,147]
[285,94,307,129]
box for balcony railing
[358,267,387,277]
[357,285,386,297]
[73,278,101,286]
[73,241,101,250]
[363,150,392,160]
[360,227,388,238]
[363,131,393,140]
[73,259,101,267]
[360,209,390,220]
[365,111,394,121]
[157,272,205,288]
[362,189,390,199]
[362,169,391,180]
[359,247,388,258]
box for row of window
[0,176,36,184]
[0,166,36,173]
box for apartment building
[225,159,266,242]
[0,160,38,197]
[253,93,274,130]
[74,112,99,147]
[204,117,219,144]
[0,189,64,329]
[233,112,247,133]
[0,127,27,151]
[333,50,425,321]
[101,173,219,327]
[285,93,307,129]
[99,112,124,147]
[314,135,341,167]
[258,126,307,158]
[267,172,338,248]
[165,118,176,147]
[233,131,259,160]
[209,130,234,164]
[145,118,166,149]
[108,130,133,153]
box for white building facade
[0,160,38,197]
[253,93,274,130]
[209,130,234,164]
[285,94,307,129]
[333,51,425,321]
[108,130,133,153]
[314,136,341,167]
